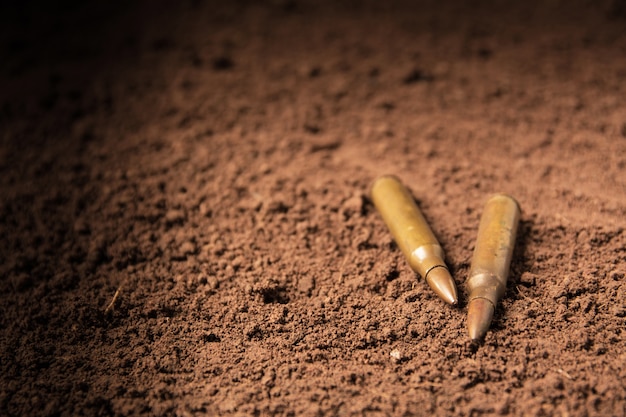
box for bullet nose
[467,298,495,340]
[425,267,458,305]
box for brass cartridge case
[370,175,458,305]
[467,194,520,339]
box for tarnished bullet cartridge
[370,175,458,305]
[467,194,521,340]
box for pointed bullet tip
[467,298,495,340]
[426,267,458,305]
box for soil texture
[1,1,625,416]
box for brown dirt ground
[1,1,625,416]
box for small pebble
[180,241,196,255]
[199,202,212,217]
[390,349,402,362]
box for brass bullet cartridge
[467,194,521,340]
[370,175,458,305]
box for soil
[1,1,625,416]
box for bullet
[467,194,520,340]
[370,175,458,305]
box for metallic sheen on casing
[467,194,520,339]
[370,175,458,305]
